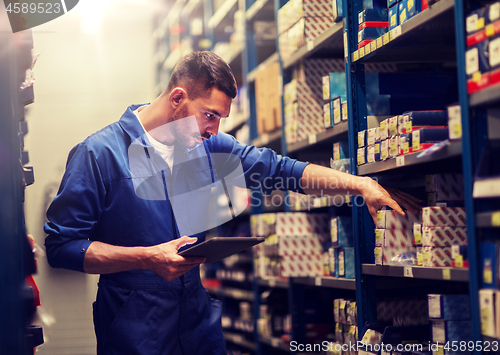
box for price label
[365,44,371,55]
[492,211,500,226]
[404,266,413,277]
[308,134,317,144]
[396,156,405,167]
[359,46,365,58]
[313,198,321,208]
[442,268,451,280]
[376,37,383,49]
[269,278,276,287]
[353,51,359,62]
[390,25,402,40]
[315,277,322,286]
[307,40,314,51]
[344,32,348,58]
[370,40,377,53]
[455,255,464,268]
[382,32,390,45]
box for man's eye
[205,113,214,120]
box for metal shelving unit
[362,264,469,282]
[153,0,494,353]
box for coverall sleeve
[207,133,309,195]
[44,143,106,272]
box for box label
[466,47,479,75]
[490,37,500,67]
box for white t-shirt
[134,108,175,173]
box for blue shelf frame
[0,28,29,355]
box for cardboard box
[389,3,399,30]
[324,102,332,128]
[466,7,486,35]
[425,174,464,201]
[387,0,398,7]
[377,210,422,230]
[490,34,500,69]
[359,8,388,24]
[399,133,411,155]
[339,247,355,279]
[357,147,366,165]
[333,141,349,161]
[422,226,467,247]
[403,110,448,133]
[374,246,383,265]
[375,229,385,247]
[331,247,339,277]
[481,242,498,289]
[331,216,353,247]
[374,141,381,161]
[332,0,343,22]
[447,104,462,140]
[358,27,388,43]
[422,207,467,227]
[428,294,471,320]
[389,135,400,158]
[384,229,414,249]
[479,289,496,337]
[380,139,389,160]
[399,0,408,25]
[422,246,453,267]
[255,62,282,134]
[341,101,348,121]
[277,0,334,34]
[411,128,449,152]
[380,118,389,140]
[407,0,421,19]
[358,130,367,148]
[388,116,399,137]
[332,97,342,124]
[432,320,473,343]
[367,145,376,163]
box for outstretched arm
[301,164,422,222]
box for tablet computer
[178,237,265,263]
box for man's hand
[147,236,206,281]
[360,177,423,223]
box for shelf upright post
[343,0,377,333]
[453,1,490,351]
[0,29,27,355]
[204,0,214,49]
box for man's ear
[169,88,187,109]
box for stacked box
[422,226,467,247]
[341,101,348,121]
[332,0,344,22]
[403,110,448,133]
[447,104,462,140]
[377,298,429,326]
[479,289,496,337]
[333,141,349,161]
[277,0,334,34]
[358,130,367,148]
[399,0,408,25]
[267,212,330,237]
[255,62,282,134]
[332,97,342,125]
[357,147,367,165]
[323,72,347,100]
[282,254,323,277]
[388,3,399,30]
[339,247,355,279]
[481,242,498,289]
[292,59,346,139]
[420,246,453,267]
[329,247,339,277]
[425,174,464,202]
[377,210,422,230]
[428,294,471,320]
[432,320,473,344]
[422,207,467,227]
[324,102,332,128]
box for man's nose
[207,118,220,136]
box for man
[44,51,420,355]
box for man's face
[172,88,232,149]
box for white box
[479,289,496,337]
[377,210,422,230]
[422,246,453,267]
[422,226,467,247]
[422,207,467,227]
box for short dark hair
[165,51,237,100]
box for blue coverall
[44,104,308,355]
